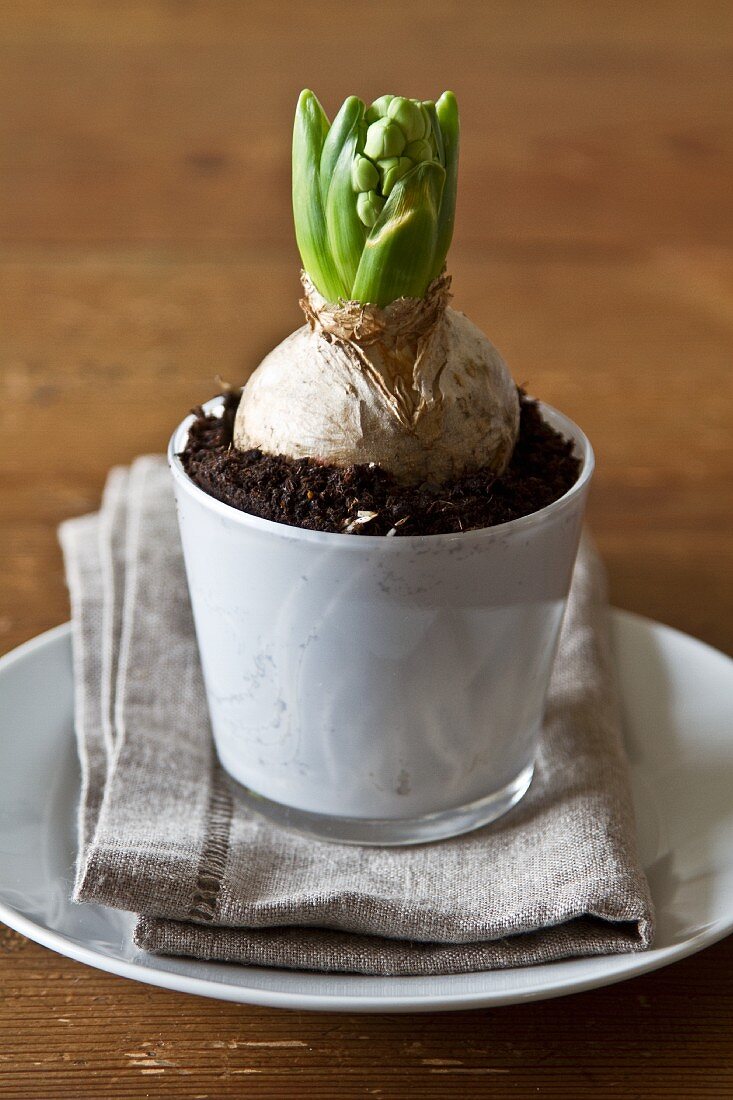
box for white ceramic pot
[169,400,593,845]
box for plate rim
[0,614,732,1012]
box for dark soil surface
[180,392,581,536]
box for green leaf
[351,160,446,307]
[292,90,347,301]
[431,90,460,280]
[319,95,364,206]
[422,100,444,167]
[324,99,368,293]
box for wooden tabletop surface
[1,2,731,1096]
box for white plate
[0,613,731,1012]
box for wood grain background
[1,1,731,1096]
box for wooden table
[1,2,731,1096]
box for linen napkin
[59,456,654,975]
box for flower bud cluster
[351,96,439,227]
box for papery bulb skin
[233,277,519,486]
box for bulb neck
[299,269,452,349]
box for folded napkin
[59,456,654,976]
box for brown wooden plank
[0,2,731,248]
[1,931,733,1097]
[1,1,732,1096]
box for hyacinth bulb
[233,89,520,487]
